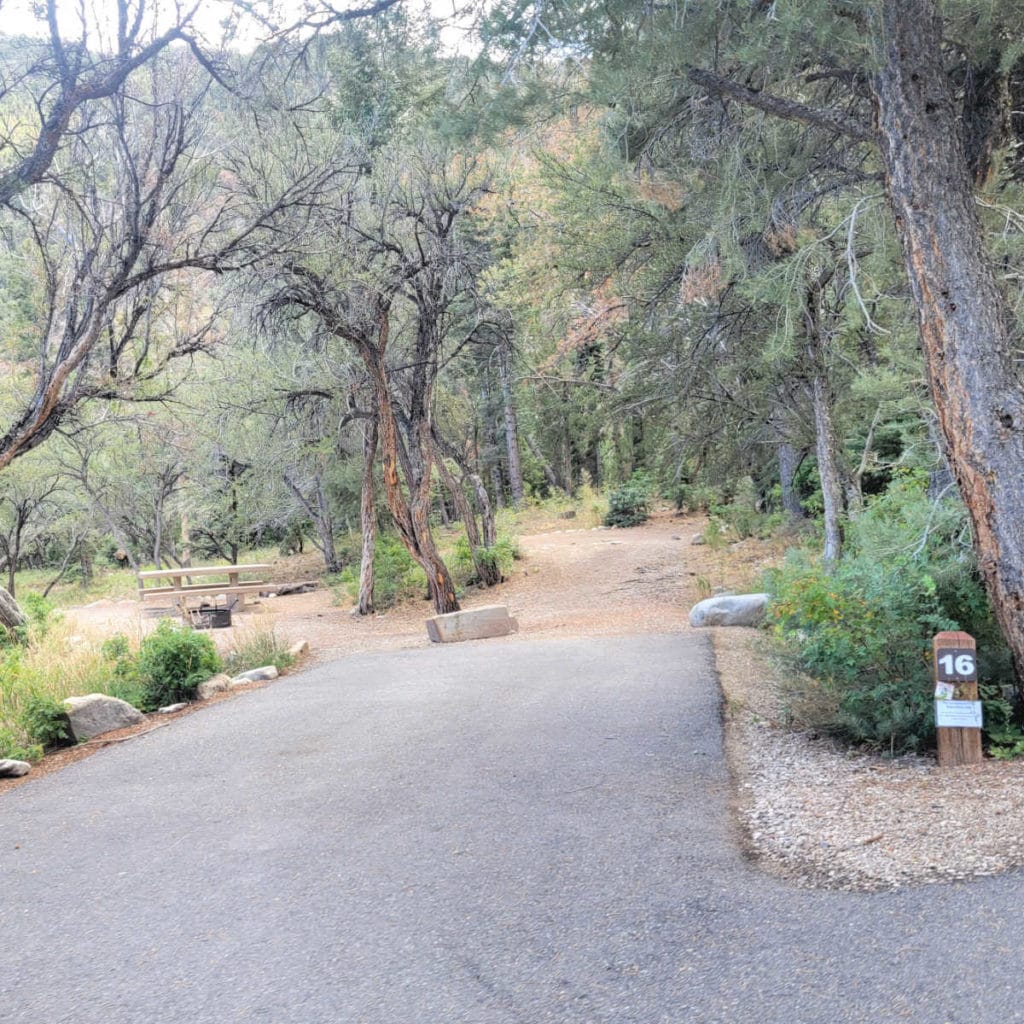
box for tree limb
[686,68,877,144]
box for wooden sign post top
[933,631,983,768]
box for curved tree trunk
[872,0,1024,685]
[361,312,459,615]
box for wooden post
[933,630,983,768]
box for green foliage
[137,621,221,710]
[604,473,651,527]
[336,533,426,611]
[450,534,520,587]
[674,483,724,513]
[100,633,131,662]
[19,693,71,748]
[980,686,1024,759]
[702,518,727,550]
[767,478,1013,754]
[7,591,61,645]
[768,552,942,753]
[0,726,42,763]
[100,633,146,708]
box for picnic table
[137,563,271,616]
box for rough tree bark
[362,309,459,613]
[804,274,845,567]
[496,335,525,507]
[356,412,378,616]
[777,442,805,522]
[872,0,1024,680]
[0,586,26,632]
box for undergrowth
[767,476,1014,755]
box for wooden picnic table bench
[137,563,271,615]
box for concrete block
[426,605,519,643]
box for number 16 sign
[933,630,982,767]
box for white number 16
[938,653,975,677]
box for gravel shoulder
[716,627,1024,891]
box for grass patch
[221,625,295,677]
[0,613,133,760]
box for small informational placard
[934,699,983,729]
[934,681,955,701]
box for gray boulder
[0,759,31,778]
[196,674,232,700]
[63,694,144,742]
[688,593,769,628]
[231,665,279,684]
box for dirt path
[64,512,768,658]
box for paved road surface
[3,634,1023,1023]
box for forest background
[2,0,1024,758]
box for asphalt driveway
[2,634,1021,1023]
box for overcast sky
[0,0,480,52]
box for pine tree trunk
[0,586,26,631]
[872,0,1024,682]
[357,414,378,615]
[812,370,845,568]
[805,280,845,567]
[497,336,525,507]
[778,442,805,522]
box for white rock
[288,639,309,657]
[232,665,279,683]
[157,703,188,714]
[691,533,707,545]
[0,759,31,778]
[688,593,769,628]
[63,694,144,742]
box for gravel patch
[717,627,1024,891]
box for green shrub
[19,693,72,748]
[19,592,60,637]
[673,482,723,513]
[451,534,520,587]
[336,533,426,611]
[99,632,146,708]
[767,476,1013,754]
[0,726,42,762]
[767,552,944,753]
[604,474,651,527]
[137,620,221,710]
